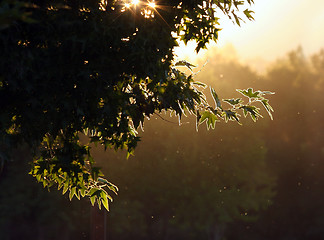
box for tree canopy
[0,0,273,210]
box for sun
[148,1,156,8]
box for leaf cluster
[0,0,35,30]
[196,86,274,130]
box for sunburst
[148,1,156,8]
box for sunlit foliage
[0,0,273,209]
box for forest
[1,46,324,240]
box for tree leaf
[90,196,96,206]
[223,98,242,106]
[240,105,262,122]
[101,195,109,211]
[261,99,274,120]
[210,87,222,109]
[224,110,241,123]
[196,110,201,131]
[62,182,69,195]
[199,111,218,130]
[100,189,109,211]
[237,88,260,99]
[174,60,196,70]
[69,187,76,201]
[80,188,86,198]
[243,9,255,20]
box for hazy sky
[176,0,324,63]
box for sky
[175,0,324,65]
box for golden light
[148,1,156,8]
[174,40,207,64]
[124,0,139,8]
[131,0,139,5]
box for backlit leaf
[210,87,222,109]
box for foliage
[0,0,273,210]
[0,0,35,29]
[197,87,274,130]
[0,145,90,240]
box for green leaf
[224,110,241,123]
[101,195,109,211]
[261,99,274,120]
[243,9,255,20]
[174,60,196,70]
[106,181,119,194]
[98,177,109,184]
[62,182,69,195]
[99,189,110,211]
[223,98,242,106]
[196,110,201,131]
[260,90,275,95]
[240,105,262,122]
[80,188,86,197]
[233,14,241,26]
[89,188,100,197]
[97,198,102,210]
[192,81,207,88]
[237,88,260,99]
[69,187,76,201]
[75,190,81,200]
[90,195,96,206]
[126,150,134,159]
[210,87,222,109]
[199,111,218,130]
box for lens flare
[148,1,156,8]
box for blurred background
[1,0,324,239]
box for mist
[176,0,324,72]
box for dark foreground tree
[0,0,273,209]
